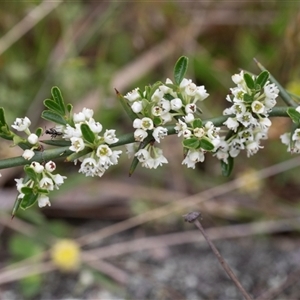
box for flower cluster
[15,161,66,208]
[175,119,221,168]
[55,108,122,177]
[215,70,279,162]
[124,78,209,168]
[11,116,40,160]
[281,106,300,153]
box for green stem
[0,106,291,170]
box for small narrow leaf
[12,196,23,217]
[35,127,43,138]
[174,56,188,85]
[199,138,214,151]
[51,86,66,114]
[255,71,269,88]
[243,73,255,89]
[221,156,234,177]
[44,99,63,114]
[0,107,7,126]
[81,123,95,144]
[42,110,67,125]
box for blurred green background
[0,1,300,299]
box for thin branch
[0,0,62,56]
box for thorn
[114,88,120,95]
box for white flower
[73,112,86,123]
[125,143,136,158]
[39,177,54,191]
[185,104,197,114]
[296,106,300,114]
[160,112,172,124]
[70,137,85,153]
[237,112,257,127]
[110,150,122,165]
[223,117,239,132]
[63,124,82,139]
[79,157,99,177]
[131,101,143,113]
[170,98,182,110]
[158,99,171,113]
[52,174,67,187]
[264,83,279,99]
[11,117,31,132]
[104,129,118,144]
[96,144,112,158]
[30,162,44,173]
[183,113,194,123]
[183,129,192,139]
[27,133,38,144]
[87,119,102,134]
[15,178,25,193]
[232,103,246,117]
[258,118,271,129]
[38,194,51,208]
[152,148,168,168]
[135,149,150,162]
[194,86,209,102]
[151,89,164,102]
[82,108,94,119]
[251,101,265,114]
[280,132,290,146]
[182,150,205,169]
[152,126,168,143]
[140,117,154,130]
[246,141,262,157]
[134,128,148,141]
[152,106,163,116]
[133,118,142,129]
[193,127,205,138]
[175,119,188,137]
[124,88,140,102]
[22,149,35,160]
[232,71,244,84]
[45,161,56,172]
[292,129,300,141]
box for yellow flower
[50,239,81,272]
[238,168,263,195]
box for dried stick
[183,212,253,300]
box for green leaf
[153,116,162,126]
[148,81,163,100]
[44,99,63,114]
[41,110,67,125]
[81,123,95,144]
[199,138,214,151]
[67,103,73,114]
[51,86,66,115]
[243,93,253,103]
[24,166,38,182]
[243,73,255,89]
[35,127,43,138]
[255,71,269,88]
[183,137,201,149]
[20,192,39,210]
[221,156,234,176]
[192,118,203,129]
[66,147,92,162]
[174,56,188,85]
[0,107,7,126]
[287,107,300,124]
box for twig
[0,0,62,56]
[256,269,300,300]
[183,212,253,300]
